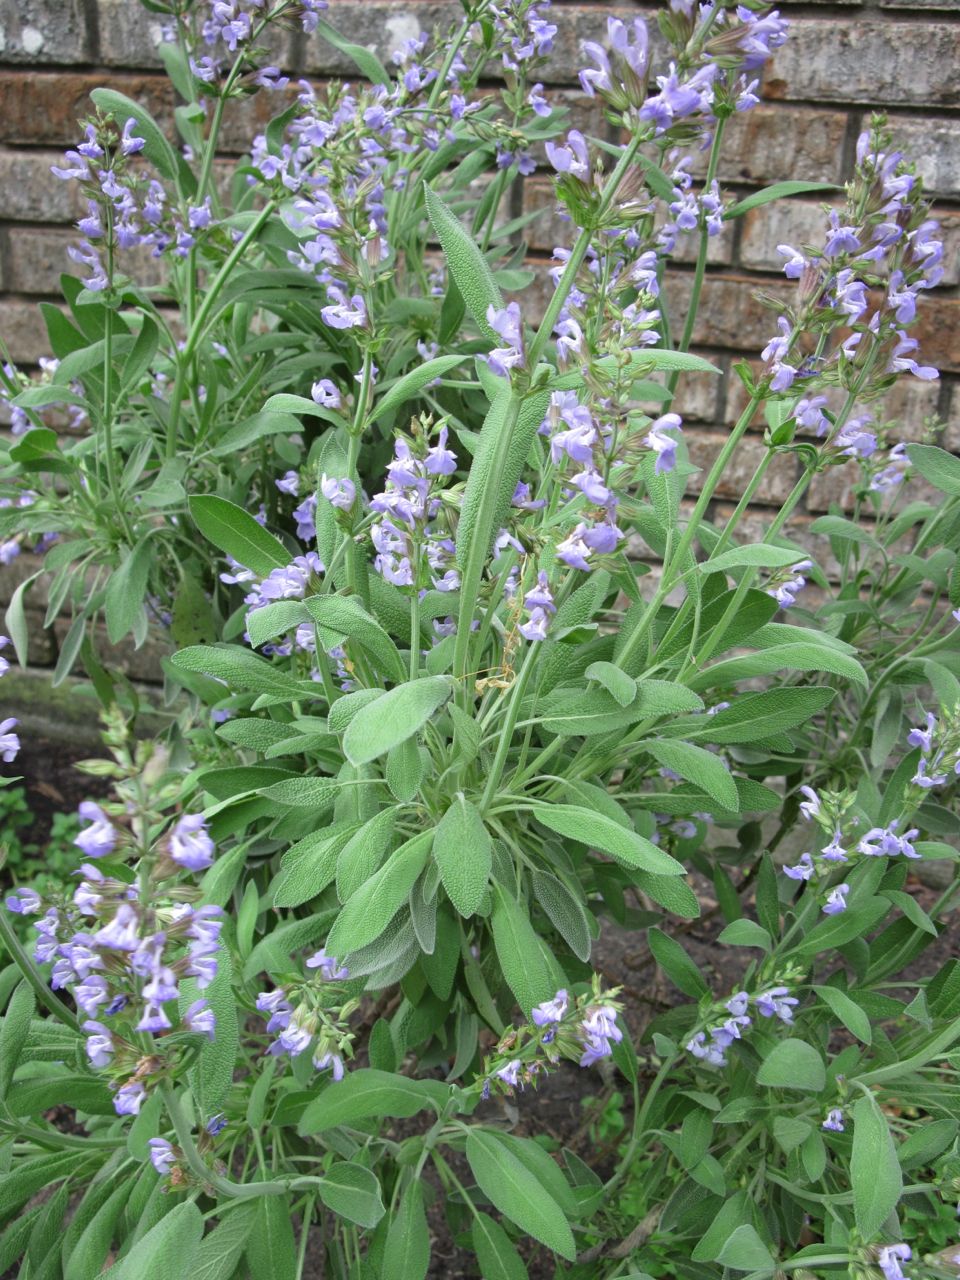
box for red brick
[762,18,960,108]
[684,427,800,504]
[0,72,174,148]
[691,106,850,188]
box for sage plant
[1,0,959,1277]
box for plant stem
[667,115,728,395]
[165,200,277,458]
[161,1083,288,1198]
[479,641,539,814]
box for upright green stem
[479,641,539,814]
[409,589,421,680]
[667,115,728,397]
[613,388,763,675]
[165,200,278,458]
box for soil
[3,745,957,1279]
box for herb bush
[1,0,960,1276]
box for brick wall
[0,0,957,691]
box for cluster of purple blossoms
[485,303,526,379]
[489,0,557,74]
[785,784,923,913]
[189,0,327,80]
[764,122,942,465]
[371,427,458,592]
[518,571,556,642]
[536,391,626,573]
[50,106,228,288]
[764,558,814,610]
[482,987,625,1098]
[256,947,353,1081]
[869,441,910,494]
[658,154,723,254]
[577,4,782,140]
[6,801,221,1116]
[907,707,960,790]
[686,986,798,1067]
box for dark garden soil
[4,742,958,1279]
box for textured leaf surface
[343,677,454,764]
[326,831,432,956]
[298,1069,450,1133]
[530,804,684,875]
[433,794,492,917]
[424,186,503,340]
[851,1092,902,1239]
[466,1130,575,1260]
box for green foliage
[0,3,957,1278]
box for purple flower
[836,418,877,459]
[313,1050,345,1080]
[823,211,860,257]
[820,831,847,863]
[0,717,20,763]
[311,378,341,407]
[640,63,716,132]
[798,786,820,821]
[877,1244,911,1280]
[551,422,596,465]
[754,987,798,1023]
[424,426,457,476]
[519,571,556,642]
[83,1020,114,1069]
[528,83,550,116]
[733,6,789,69]
[645,413,683,474]
[777,244,809,279]
[184,998,216,1038]
[169,814,215,872]
[119,117,145,156]
[907,711,936,754]
[545,129,590,180]
[75,801,117,858]
[784,852,814,881]
[686,1031,727,1067]
[822,883,850,915]
[305,947,349,981]
[206,1112,227,1135]
[822,1108,845,1132]
[275,1018,313,1058]
[795,396,829,435]
[5,886,41,914]
[114,1080,147,1116]
[556,525,594,572]
[578,1005,623,1066]
[888,331,937,381]
[276,470,300,497]
[913,755,948,789]
[148,1137,176,1175]
[485,302,525,378]
[320,473,356,510]
[495,1059,523,1088]
[321,287,367,331]
[726,991,750,1018]
[532,989,569,1026]
[74,973,110,1014]
[871,442,910,492]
